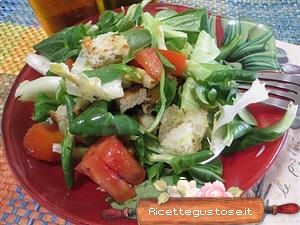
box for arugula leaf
[33,93,59,122]
[34,25,86,62]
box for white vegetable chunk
[26,53,51,76]
[15,76,61,102]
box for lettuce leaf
[180,77,201,112]
[190,30,220,63]
[142,12,167,50]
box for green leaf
[122,29,152,63]
[163,26,188,52]
[34,25,86,62]
[194,81,238,108]
[64,95,76,121]
[61,130,74,189]
[83,64,123,83]
[164,76,177,108]
[56,79,67,105]
[97,10,116,30]
[155,9,178,21]
[69,100,140,136]
[185,62,256,83]
[188,165,224,183]
[134,136,145,165]
[188,158,223,184]
[33,93,59,122]
[147,162,164,181]
[109,176,174,210]
[157,52,175,73]
[162,9,208,34]
[224,118,252,145]
[169,150,214,174]
[223,103,298,155]
[180,77,201,112]
[142,12,167,49]
[205,69,256,82]
[190,30,220,64]
[143,133,163,154]
[146,69,166,133]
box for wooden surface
[137,198,264,225]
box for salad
[15,0,298,210]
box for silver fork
[237,72,300,129]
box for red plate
[2,3,286,225]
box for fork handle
[265,203,299,215]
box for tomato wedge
[83,136,145,185]
[23,123,63,162]
[158,49,186,76]
[76,154,136,203]
[135,48,163,80]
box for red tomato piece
[135,48,163,81]
[76,154,136,203]
[84,136,146,186]
[158,49,186,76]
[23,123,63,162]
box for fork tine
[239,80,299,93]
[257,73,300,85]
[238,83,297,101]
[263,98,291,110]
[260,81,299,93]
